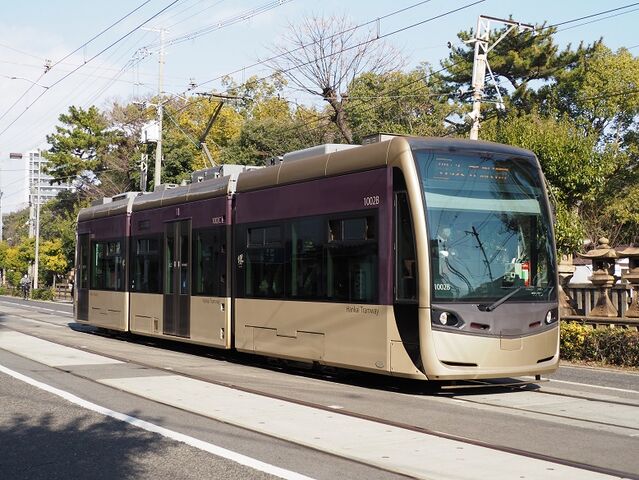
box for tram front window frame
[413,149,557,304]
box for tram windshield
[414,149,557,303]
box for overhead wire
[0,0,182,140]
[144,0,295,50]
[6,0,639,164]
[247,1,639,151]
[48,0,154,71]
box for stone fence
[560,238,639,330]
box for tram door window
[326,215,378,303]
[76,233,90,320]
[90,240,124,291]
[163,220,191,338]
[244,225,285,298]
[289,218,324,299]
[77,234,89,289]
[395,192,417,302]
[193,227,226,297]
[131,236,162,293]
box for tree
[2,208,30,247]
[345,66,455,142]
[44,105,140,198]
[541,44,639,140]
[39,239,69,287]
[439,22,596,131]
[482,111,624,252]
[266,14,404,143]
[216,75,327,162]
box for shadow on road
[0,411,164,480]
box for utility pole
[154,28,166,188]
[468,15,534,140]
[0,190,3,242]
[139,154,148,192]
[33,155,41,289]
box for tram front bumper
[422,325,560,380]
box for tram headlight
[431,310,464,329]
[545,308,558,325]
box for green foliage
[484,111,609,205]
[560,322,639,367]
[553,204,585,255]
[439,23,595,117]
[345,67,454,142]
[44,105,139,197]
[31,288,55,301]
[543,44,639,137]
[2,208,30,246]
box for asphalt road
[0,296,638,479]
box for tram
[75,134,559,380]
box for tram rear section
[75,135,559,380]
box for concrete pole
[469,17,488,141]
[154,29,165,188]
[0,190,4,242]
[468,16,534,140]
[33,156,41,289]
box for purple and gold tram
[75,135,559,380]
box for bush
[31,288,55,301]
[560,321,639,367]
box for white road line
[559,364,639,376]
[0,300,72,316]
[550,378,639,394]
[0,364,315,480]
[10,316,63,328]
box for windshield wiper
[478,286,524,312]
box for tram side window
[326,215,378,303]
[91,240,124,291]
[395,192,417,302]
[289,218,324,299]
[131,236,162,293]
[193,227,226,297]
[78,234,89,289]
[244,225,285,298]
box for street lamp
[2,75,49,89]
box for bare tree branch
[266,14,404,143]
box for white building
[0,150,73,239]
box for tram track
[445,391,639,435]
[1,313,638,480]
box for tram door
[164,220,191,337]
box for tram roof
[78,135,537,221]
[130,174,231,213]
[235,136,536,193]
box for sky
[0,0,638,212]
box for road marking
[559,364,639,376]
[9,316,63,328]
[550,378,639,394]
[0,300,72,316]
[0,364,315,480]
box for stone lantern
[617,245,639,318]
[577,237,618,317]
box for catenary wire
[0,0,182,140]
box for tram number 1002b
[363,195,380,207]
